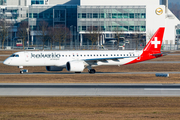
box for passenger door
[24,52,30,62]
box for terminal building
[0,0,179,48]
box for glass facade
[0,0,6,5]
[0,7,28,21]
[31,0,44,5]
[78,11,146,19]
[28,5,77,45]
[77,6,146,32]
[176,29,180,35]
[29,5,77,30]
[29,13,53,18]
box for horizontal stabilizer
[152,52,168,57]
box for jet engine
[66,61,85,72]
[46,66,64,71]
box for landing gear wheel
[75,72,81,74]
[20,70,23,74]
[88,69,96,74]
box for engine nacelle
[66,61,85,72]
[46,66,64,71]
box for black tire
[20,71,23,74]
[89,69,96,74]
[75,72,81,74]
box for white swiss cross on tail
[151,37,160,48]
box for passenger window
[117,54,119,56]
[103,54,105,56]
[114,54,116,56]
[15,55,19,57]
[106,54,108,56]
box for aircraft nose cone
[3,58,11,65]
[3,60,8,65]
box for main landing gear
[18,66,28,74]
[88,69,96,74]
[75,72,81,73]
[87,66,96,74]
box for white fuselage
[3,27,165,74]
[3,50,143,67]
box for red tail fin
[124,27,165,65]
[143,27,165,54]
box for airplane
[3,27,166,74]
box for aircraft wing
[83,56,137,62]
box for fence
[161,44,180,51]
[0,41,179,51]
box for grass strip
[0,97,180,120]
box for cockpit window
[10,54,19,57]
[10,54,15,57]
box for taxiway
[0,83,180,96]
[0,71,179,75]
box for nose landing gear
[20,70,23,74]
[18,66,28,74]
[20,69,28,74]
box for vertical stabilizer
[125,27,165,65]
[143,27,165,54]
